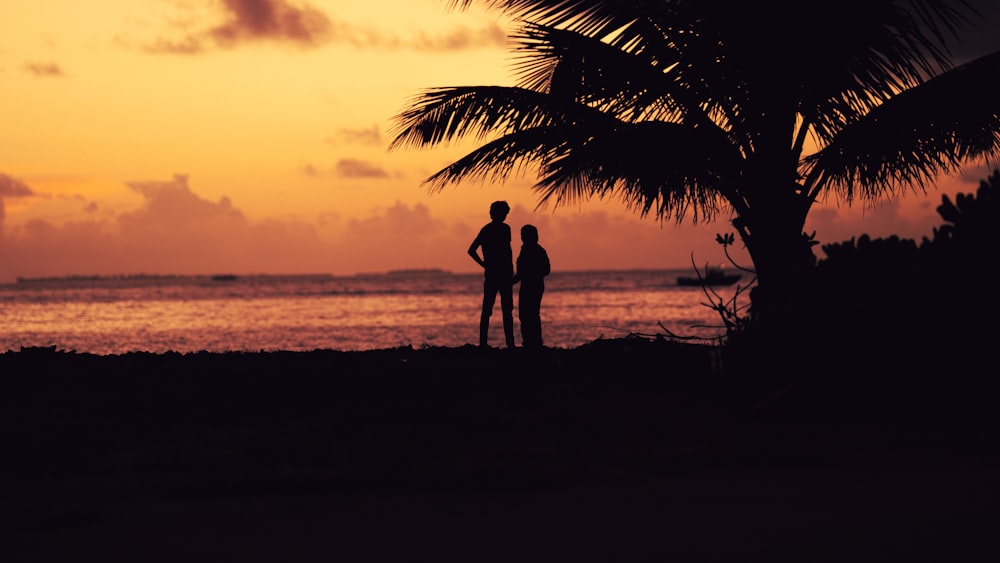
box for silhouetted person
[468,200,515,348]
[512,224,550,350]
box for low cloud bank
[0,170,983,283]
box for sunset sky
[1,0,998,283]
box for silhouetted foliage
[923,167,999,272]
[781,168,1000,364]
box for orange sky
[1,0,997,283]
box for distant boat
[677,269,742,287]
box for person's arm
[468,238,485,268]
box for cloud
[299,163,322,177]
[343,22,508,51]
[145,0,332,53]
[410,24,508,51]
[335,158,390,178]
[0,175,704,281]
[21,62,65,77]
[144,36,205,55]
[324,125,383,147]
[0,173,36,223]
[324,22,507,51]
[0,174,35,197]
[0,174,334,279]
[2,168,981,283]
[209,0,332,47]
[122,174,246,233]
[346,200,442,238]
[299,158,392,178]
[143,0,506,54]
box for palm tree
[389,0,1000,335]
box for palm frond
[532,120,739,222]
[447,0,655,37]
[798,1,981,144]
[804,50,1000,202]
[510,22,695,123]
[388,86,564,150]
[421,126,572,190]
[415,101,739,223]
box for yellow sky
[0,0,995,283]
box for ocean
[0,269,754,354]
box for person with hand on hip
[468,200,516,348]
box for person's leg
[500,283,515,348]
[535,286,545,347]
[480,280,498,347]
[522,286,543,348]
[518,288,529,345]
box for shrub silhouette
[923,168,998,275]
[811,168,999,356]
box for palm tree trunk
[737,191,817,339]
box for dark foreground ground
[2,338,998,562]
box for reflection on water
[0,269,753,353]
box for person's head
[489,200,510,220]
[520,224,539,244]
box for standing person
[468,200,515,348]
[512,224,550,350]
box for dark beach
[3,338,998,562]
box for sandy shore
[3,339,998,562]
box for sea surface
[0,269,755,354]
